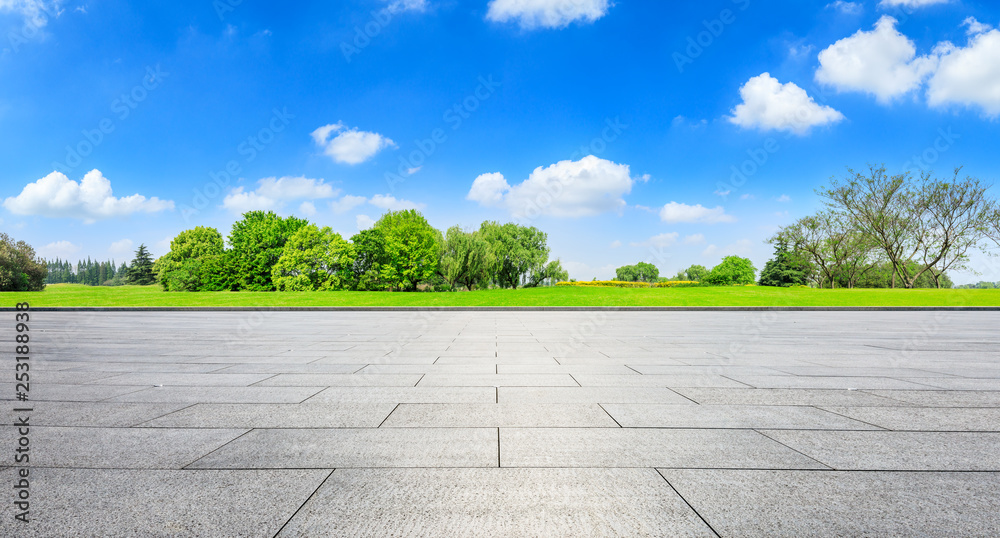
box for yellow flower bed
[556,280,701,288]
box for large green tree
[0,234,47,291]
[704,256,757,286]
[272,225,355,291]
[156,226,227,291]
[479,221,549,289]
[374,209,442,291]
[349,228,390,291]
[673,264,709,282]
[758,241,814,287]
[615,262,659,282]
[227,211,309,291]
[439,226,494,290]
[126,244,156,286]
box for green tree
[374,210,442,291]
[156,226,227,291]
[228,211,309,291]
[126,244,156,285]
[674,264,709,282]
[0,234,47,291]
[272,225,355,291]
[616,262,658,282]
[704,256,757,286]
[758,241,814,287]
[440,226,495,290]
[480,221,549,289]
[542,259,569,286]
[349,228,391,291]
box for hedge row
[556,280,701,288]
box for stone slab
[499,387,696,405]
[602,404,881,430]
[381,403,619,428]
[140,402,398,428]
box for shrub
[0,234,47,291]
[704,256,757,286]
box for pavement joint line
[180,428,255,470]
[272,468,336,538]
[597,404,623,428]
[248,373,281,387]
[132,402,200,427]
[655,469,722,537]
[806,406,891,431]
[752,429,835,470]
[376,404,401,428]
[295,387,332,404]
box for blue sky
[2,0,999,282]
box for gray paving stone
[0,382,151,402]
[571,374,751,388]
[3,401,189,427]
[105,385,324,404]
[255,373,423,387]
[85,372,274,386]
[382,403,619,428]
[307,386,497,403]
[724,375,940,390]
[499,387,696,404]
[214,363,364,374]
[820,406,1000,431]
[5,426,246,469]
[496,364,639,375]
[602,404,880,430]
[760,430,1000,470]
[189,428,498,468]
[863,390,1000,407]
[417,374,579,387]
[64,362,232,373]
[500,428,827,469]
[659,469,1000,537]
[0,468,329,538]
[277,468,713,537]
[912,378,1000,390]
[140,402,397,428]
[672,387,909,406]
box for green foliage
[758,241,814,287]
[126,244,156,286]
[705,256,757,286]
[349,228,391,291]
[227,211,309,291]
[374,210,442,291]
[673,264,709,282]
[0,233,47,291]
[479,221,549,289]
[615,262,659,283]
[272,225,355,291]
[440,226,495,290]
[157,227,227,292]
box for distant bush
[557,280,700,288]
[704,256,757,286]
[0,234,46,292]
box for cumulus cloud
[368,194,425,211]
[927,28,1000,116]
[683,234,706,245]
[963,17,992,36]
[0,0,62,28]
[385,0,427,13]
[467,155,634,219]
[659,202,736,224]
[331,195,368,214]
[356,214,376,231]
[222,176,337,214]
[108,239,133,256]
[879,0,949,7]
[2,170,174,223]
[36,240,80,260]
[486,0,610,30]
[311,122,395,165]
[816,16,938,102]
[729,73,844,135]
[776,194,792,202]
[630,233,679,249]
[299,201,317,216]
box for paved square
[3,309,1000,536]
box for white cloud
[714,189,732,197]
[927,29,1000,116]
[963,17,993,36]
[486,0,610,30]
[368,194,425,211]
[331,195,367,214]
[729,73,844,135]
[683,234,706,245]
[740,193,755,200]
[153,236,172,257]
[221,176,337,214]
[407,166,422,175]
[385,0,427,13]
[2,170,174,223]
[108,239,133,256]
[609,240,621,248]
[827,1,863,14]
[879,0,949,7]
[659,202,736,224]
[356,214,376,231]
[467,156,634,219]
[631,233,679,249]
[36,240,79,260]
[0,0,62,28]
[311,123,395,165]
[816,16,938,103]
[776,194,792,202]
[299,201,317,216]
[701,245,718,257]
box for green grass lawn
[1,283,998,307]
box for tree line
[154,209,567,292]
[765,165,1000,289]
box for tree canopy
[227,211,309,291]
[0,233,47,292]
